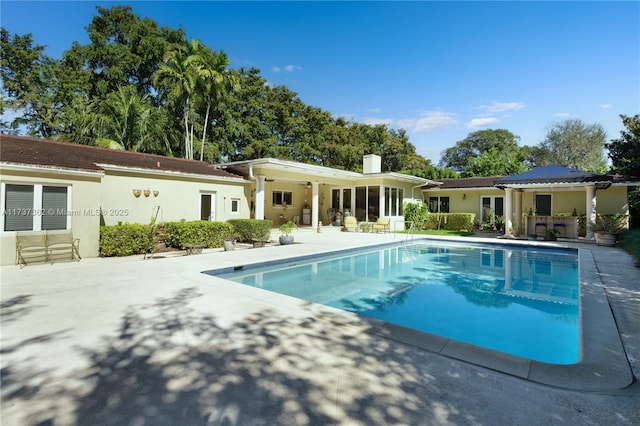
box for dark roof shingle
[0,135,244,180]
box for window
[428,196,450,213]
[272,190,293,207]
[3,184,69,232]
[231,198,240,214]
[535,194,552,216]
[384,187,405,216]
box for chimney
[363,154,381,174]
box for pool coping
[204,237,635,392]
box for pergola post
[311,182,320,230]
[255,175,266,220]
[586,185,596,240]
[504,188,513,237]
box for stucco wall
[425,186,631,223]
[100,171,249,226]
[1,168,102,265]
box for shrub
[589,214,629,234]
[404,202,428,230]
[424,213,475,231]
[227,219,272,242]
[100,223,156,257]
[620,229,640,263]
[163,220,234,249]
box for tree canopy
[0,5,626,181]
[0,5,450,176]
[607,114,640,177]
[531,119,607,172]
[439,129,526,177]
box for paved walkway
[1,228,639,425]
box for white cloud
[467,117,500,129]
[479,101,525,113]
[599,103,613,109]
[554,112,573,118]
[399,111,459,132]
[272,65,302,73]
[368,107,382,113]
[363,117,393,126]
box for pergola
[495,165,616,240]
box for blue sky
[2,1,639,163]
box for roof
[494,165,612,186]
[221,157,436,185]
[0,135,245,181]
[422,176,501,190]
[422,165,640,192]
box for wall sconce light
[153,190,159,197]
[143,189,151,197]
[133,189,142,198]
[306,181,312,189]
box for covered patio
[494,165,639,240]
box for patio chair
[16,232,48,267]
[343,216,358,232]
[46,231,81,263]
[372,217,390,233]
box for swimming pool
[208,240,579,364]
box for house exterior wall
[0,168,102,265]
[426,186,631,227]
[100,171,249,226]
[595,186,629,215]
[1,166,249,266]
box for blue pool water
[209,241,579,364]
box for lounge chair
[372,217,390,233]
[343,216,358,232]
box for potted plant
[543,227,560,241]
[279,220,297,245]
[334,210,343,226]
[223,234,237,251]
[590,214,628,247]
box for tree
[154,38,206,159]
[606,114,640,177]
[61,5,183,100]
[607,114,640,228]
[0,28,60,137]
[73,86,177,153]
[196,49,238,161]
[531,119,607,172]
[439,129,525,177]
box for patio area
[1,227,639,425]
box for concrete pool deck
[1,228,639,425]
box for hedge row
[227,219,272,242]
[100,223,156,257]
[99,219,275,256]
[162,220,234,249]
[424,213,476,231]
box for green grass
[620,229,640,265]
[396,229,475,237]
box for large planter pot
[223,240,236,251]
[279,235,294,245]
[595,232,617,247]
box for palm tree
[196,49,239,161]
[154,38,205,159]
[71,85,175,154]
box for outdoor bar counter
[526,215,579,239]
